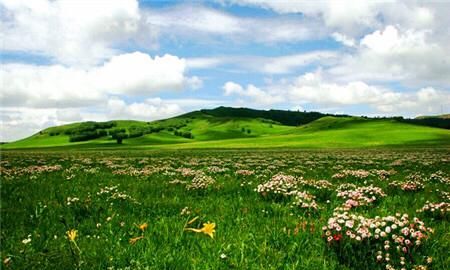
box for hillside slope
[164,117,450,149]
[2,111,295,149]
[2,111,449,149]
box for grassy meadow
[3,115,450,150]
[1,149,449,269]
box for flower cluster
[235,169,255,176]
[66,196,80,206]
[389,180,424,192]
[113,167,153,177]
[207,166,229,173]
[439,190,450,201]
[255,173,298,198]
[417,201,449,217]
[186,173,215,190]
[97,185,136,202]
[298,179,333,191]
[289,190,319,210]
[332,169,371,179]
[337,185,386,208]
[176,168,199,177]
[371,169,396,180]
[429,171,449,184]
[323,212,433,270]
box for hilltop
[2,107,450,150]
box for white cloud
[287,72,387,106]
[187,51,338,74]
[223,81,244,96]
[184,76,203,90]
[255,51,338,74]
[106,97,183,121]
[225,1,444,38]
[147,4,242,35]
[186,57,226,69]
[92,52,187,95]
[144,4,324,44]
[0,0,153,67]
[0,107,64,142]
[225,0,378,34]
[331,32,356,47]
[360,25,416,53]
[223,72,450,116]
[0,52,191,108]
[329,25,450,86]
[289,72,450,115]
[223,81,283,105]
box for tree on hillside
[112,132,128,144]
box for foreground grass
[1,149,449,269]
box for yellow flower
[185,222,216,238]
[67,229,77,241]
[138,223,148,232]
[129,235,144,245]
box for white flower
[385,226,391,233]
[22,238,31,244]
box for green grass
[1,149,449,269]
[2,114,449,150]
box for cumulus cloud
[0,52,193,108]
[0,107,63,142]
[93,52,187,95]
[329,25,450,86]
[0,0,156,67]
[223,81,283,105]
[223,72,450,116]
[106,97,183,120]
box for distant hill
[397,114,450,129]
[416,114,450,119]
[2,107,449,150]
[199,106,349,126]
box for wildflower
[333,234,342,241]
[22,237,31,244]
[185,222,216,238]
[66,229,81,254]
[3,257,12,267]
[138,223,148,232]
[67,229,77,241]
[220,253,227,259]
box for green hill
[2,107,450,150]
[416,114,450,119]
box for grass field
[2,115,450,150]
[1,149,449,269]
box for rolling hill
[2,107,450,150]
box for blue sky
[1,0,449,141]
